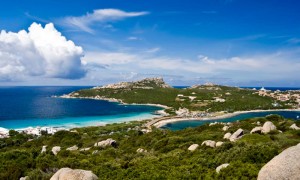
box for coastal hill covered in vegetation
[65,78,298,115]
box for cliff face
[95,77,172,89]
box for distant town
[256,87,300,108]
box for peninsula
[61,78,300,127]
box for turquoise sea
[0,86,299,130]
[0,87,162,129]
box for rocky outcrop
[257,143,300,180]
[92,150,99,155]
[223,132,232,140]
[94,138,117,148]
[188,144,199,151]
[229,129,243,142]
[222,126,229,131]
[141,128,152,134]
[216,163,229,173]
[41,145,47,153]
[201,140,216,148]
[189,84,221,91]
[290,123,300,130]
[80,147,91,151]
[137,148,147,153]
[262,121,277,134]
[216,141,224,147]
[52,146,61,156]
[67,145,78,151]
[50,168,98,180]
[250,126,262,134]
[97,77,171,89]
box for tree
[9,129,19,136]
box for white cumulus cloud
[62,9,149,33]
[0,22,86,81]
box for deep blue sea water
[1,86,299,130]
[161,111,300,131]
[0,87,162,129]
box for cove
[161,111,300,131]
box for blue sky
[0,0,299,86]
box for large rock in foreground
[216,163,229,173]
[50,168,98,180]
[222,126,229,131]
[188,144,199,151]
[41,145,47,154]
[201,140,216,148]
[229,128,243,142]
[216,141,224,147]
[137,148,147,153]
[262,121,276,134]
[67,145,78,151]
[257,143,300,180]
[94,138,117,148]
[250,126,262,134]
[223,132,232,140]
[290,123,300,130]
[52,146,61,156]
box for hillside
[64,78,295,115]
[1,114,300,179]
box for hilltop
[63,78,299,116]
[94,77,171,89]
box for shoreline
[152,108,300,128]
[0,113,162,138]
[0,113,161,132]
[57,95,170,109]
[1,108,299,137]
[58,95,300,128]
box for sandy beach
[127,103,170,109]
[152,108,300,128]
[59,94,170,109]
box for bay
[161,110,300,131]
[0,86,162,129]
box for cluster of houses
[0,126,67,139]
[20,126,66,136]
[176,93,197,102]
[175,108,213,118]
[176,92,227,103]
[256,87,300,107]
[0,127,9,138]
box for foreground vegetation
[1,114,300,179]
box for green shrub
[27,169,53,180]
[0,116,299,179]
